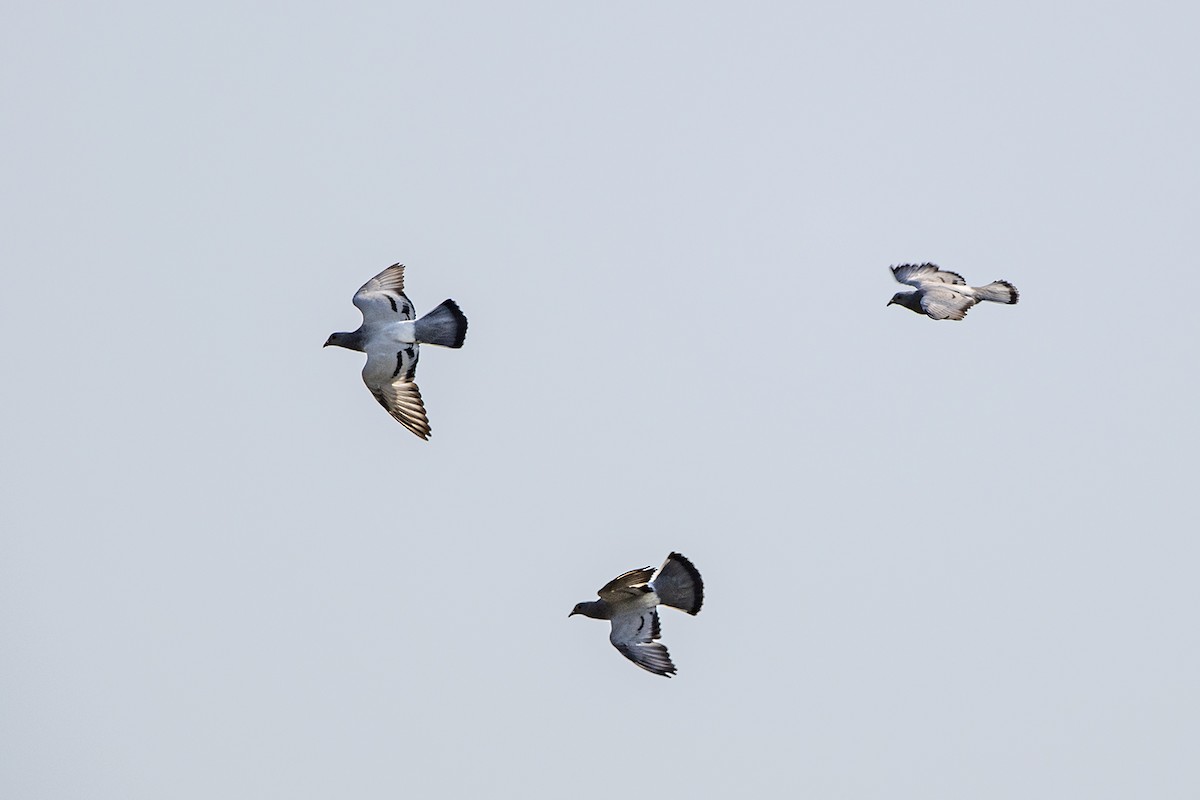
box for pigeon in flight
[888,263,1019,321]
[324,263,467,439]
[570,552,704,678]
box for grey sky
[3,2,1198,798]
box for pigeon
[324,263,467,439]
[570,552,704,678]
[888,263,1019,321]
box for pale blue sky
[3,2,1198,798]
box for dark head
[569,600,610,620]
[888,291,924,314]
[323,330,366,351]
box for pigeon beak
[886,299,894,306]
[322,338,332,347]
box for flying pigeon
[570,552,704,678]
[324,263,467,439]
[888,263,1019,321]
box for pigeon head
[324,330,366,351]
[569,600,611,620]
[887,292,924,314]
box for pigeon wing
[609,608,676,677]
[353,263,416,323]
[362,348,430,439]
[892,263,966,287]
[920,286,977,321]
[598,566,655,603]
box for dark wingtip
[667,552,704,615]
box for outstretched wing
[598,566,655,603]
[920,286,977,321]
[892,263,966,287]
[609,608,676,677]
[361,346,430,439]
[353,263,416,323]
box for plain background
[3,2,1198,798]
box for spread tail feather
[414,299,468,347]
[652,553,704,615]
[975,280,1019,304]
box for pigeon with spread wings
[888,263,1019,321]
[570,552,704,678]
[324,263,467,438]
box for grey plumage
[888,263,1019,321]
[414,300,469,348]
[324,263,468,439]
[570,552,704,678]
[649,553,704,615]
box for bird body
[327,321,418,352]
[368,320,419,346]
[571,553,704,677]
[325,264,467,439]
[888,263,1018,321]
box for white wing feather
[919,286,977,320]
[609,609,676,677]
[361,348,429,439]
[353,263,416,323]
[892,263,966,287]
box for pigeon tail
[414,299,468,348]
[652,553,704,615]
[975,280,1019,304]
